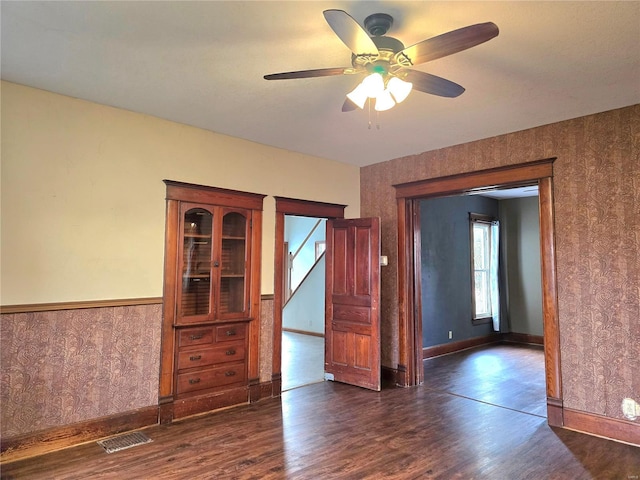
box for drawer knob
[225,349,236,356]
[189,378,201,385]
[189,355,202,361]
[189,333,204,340]
[225,330,236,336]
[225,371,236,377]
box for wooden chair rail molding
[0,297,163,314]
[2,296,283,313]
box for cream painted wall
[0,81,360,304]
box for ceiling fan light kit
[264,9,499,116]
[347,73,413,112]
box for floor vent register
[97,431,153,454]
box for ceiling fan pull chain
[368,98,372,129]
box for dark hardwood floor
[423,342,547,417]
[2,345,639,479]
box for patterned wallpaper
[1,304,162,438]
[361,105,639,422]
[259,297,274,383]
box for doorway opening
[272,197,346,396]
[394,158,563,426]
[420,187,546,416]
[281,214,326,391]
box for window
[469,213,499,327]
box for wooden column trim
[539,177,562,403]
[396,198,410,387]
[411,200,424,386]
[272,209,285,384]
[159,197,179,409]
[247,208,263,387]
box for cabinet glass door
[220,210,248,316]
[180,207,213,319]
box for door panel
[325,217,381,391]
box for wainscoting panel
[1,302,162,439]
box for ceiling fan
[264,10,499,112]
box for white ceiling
[473,185,538,200]
[2,1,639,167]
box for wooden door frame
[393,158,564,426]
[272,197,346,395]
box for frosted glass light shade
[346,83,369,109]
[361,73,385,98]
[388,77,413,103]
[374,89,395,112]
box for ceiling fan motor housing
[372,35,405,53]
[364,13,394,36]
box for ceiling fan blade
[403,70,465,98]
[323,9,379,56]
[342,97,358,112]
[264,67,352,80]
[396,22,499,66]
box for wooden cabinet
[159,180,265,422]
[177,204,251,323]
[176,324,247,395]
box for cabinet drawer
[177,363,246,394]
[178,327,214,347]
[177,344,246,370]
[214,324,246,342]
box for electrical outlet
[448,331,452,340]
[621,398,639,421]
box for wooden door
[325,217,381,391]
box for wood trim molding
[563,408,640,446]
[273,196,346,218]
[261,294,275,301]
[0,297,163,314]
[0,406,159,464]
[547,397,564,427]
[422,334,502,359]
[272,197,346,397]
[164,180,266,209]
[502,332,544,346]
[381,365,398,388]
[395,197,412,387]
[538,176,562,401]
[393,158,555,199]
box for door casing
[272,197,346,396]
[393,158,563,426]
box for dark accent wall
[420,195,498,347]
